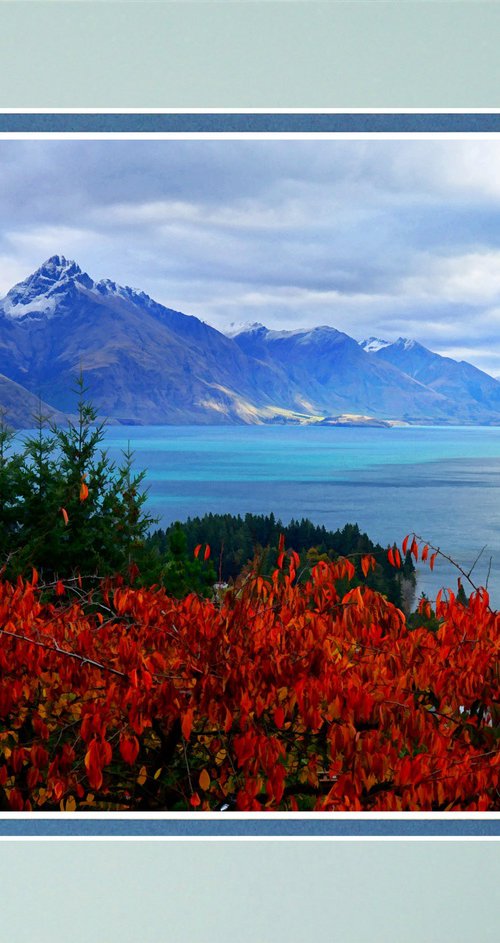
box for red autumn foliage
[0,541,499,812]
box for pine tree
[2,375,156,583]
[0,410,23,570]
[48,374,156,579]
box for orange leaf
[402,534,410,556]
[387,547,395,567]
[61,507,69,526]
[198,768,211,791]
[204,543,211,561]
[430,551,437,571]
[79,481,89,502]
[193,544,201,559]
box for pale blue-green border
[0,2,500,108]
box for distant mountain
[231,323,474,423]
[0,373,65,429]
[2,256,500,426]
[363,336,500,420]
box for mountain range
[1,256,499,427]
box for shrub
[0,541,498,812]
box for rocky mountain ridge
[1,257,499,427]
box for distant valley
[1,255,500,428]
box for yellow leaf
[154,768,162,780]
[65,795,77,812]
[137,765,147,786]
[198,768,211,791]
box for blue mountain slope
[1,257,500,425]
[365,337,500,415]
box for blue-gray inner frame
[0,109,497,835]
[1,113,500,132]
[0,819,499,837]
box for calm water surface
[98,424,500,605]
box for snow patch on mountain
[360,337,391,353]
[226,321,267,338]
[394,337,418,351]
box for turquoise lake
[97,424,500,606]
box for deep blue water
[96,424,500,606]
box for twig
[0,627,127,678]
[486,556,493,591]
[467,544,487,580]
[182,736,194,796]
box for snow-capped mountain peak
[225,321,267,338]
[396,337,417,351]
[360,337,391,353]
[0,255,94,320]
[95,278,151,307]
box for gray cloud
[2,139,500,371]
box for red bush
[0,544,498,811]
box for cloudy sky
[0,840,498,943]
[2,137,500,372]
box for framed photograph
[0,3,498,837]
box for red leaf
[274,706,285,729]
[204,544,211,561]
[119,734,140,765]
[182,708,194,740]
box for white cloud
[401,250,500,305]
